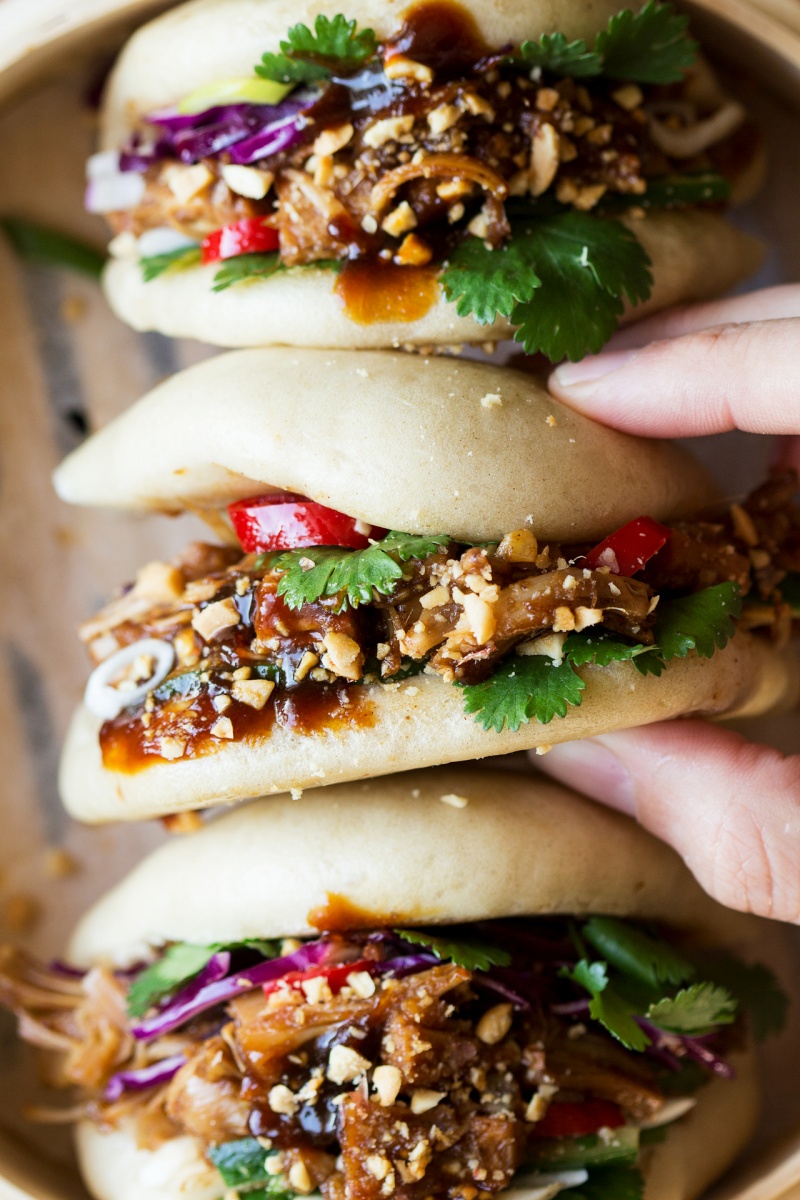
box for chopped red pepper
[531,1100,625,1139]
[583,516,671,577]
[201,218,280,264]
[262,959,375,998]
[228,493,385,553]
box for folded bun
[59,629,797,826]
[100,0,637,148]
[54,348,717,544]
[75,1047,759,1200]
[68,766,757,965]
[102,211,762,352]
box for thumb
[533,721,800,923]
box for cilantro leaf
[563,630,651,667]
[126,943,214,1018]
[441,234,541,324]
[459,655,585,732]
[562,959,649,1051]
[702,954,788,1041]
[443,212,653,362]
[209,1139,288,1194]
[779,572,800,616]
[583,917,696,990]
[256,15,377,83]
[571,1165,645,1200]
[595,2,697,83]
[1,218,106,279]
[274,532,450,611]
[518,32,603,77]
[396,928,511,971]
[646,982,737,1035]
[632,651,665,677]
[212,254,341,292]
[653,582,742,661]
[141,245,201,282]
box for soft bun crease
[59,630,798,824]
[53,348,718,544]
[102,211,763,351]
[67,767,760,961]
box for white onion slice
[639,1095,697,1127]
[85,173,146,214]
[648,100,745,159]
[137,227,200,257]
[86,150,122,180]
[84,639,175,720]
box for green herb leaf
[631,651,665,677]
[646,982,737,1035]
[563,631,651,668]
[396,928,512,971]
[443,212,652,362]
[583,917,696,991]
[209,1139,287,1193]
[441,234,541,324]
[275,532,450,612]
[518,32,603,76]
[562,959,649,1051]
[595,2,697,83]
[653,582,742,661]
[256,14,377,83]
[702,954,788,1041]
[141,245,201,282]
[779,572,800,616]
[126,943,214,1018]
[571,1165,645,1200]
[212,253,341,292]
[459,655,586,732]
[1,218,106,279]
[635,171,731,208]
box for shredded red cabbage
[130,940,332,1040]
[119,93,315,173]
[105,1054,187,1101]
[378,953,439,977]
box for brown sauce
[307,893,403,932]
[334,260,440,323]
[386,0,491,76]
[99,684,374,773]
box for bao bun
[99,0,763,348]
[54,350,798,823]
[70,768,762,1200]
[54,348,718,543]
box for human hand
[532,284,800,923]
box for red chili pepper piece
[531,1099,625,1139]
[228,493,385,553]
[201,218,280,264]
[583,516,671,576]
[262,959,375,998]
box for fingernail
[540,738,636,816]
[552,349,637,392]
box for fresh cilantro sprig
[209,1138,290,1195]
[256,14,377,84]
[126,939,280,1017]
[140,245,201,282]
[271,531,450,612]
[518,2,696,84]
[459,655,586,733]
[652,581,742,660]
[212,254,342,292]
[583,917,696,990]
[396,928,512,971]
[646,982,737,1035]
[441,212,652,362]
[701,953,788,1041]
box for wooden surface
[0,2,798,1200]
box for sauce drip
[99,684,374,773]
[307,893,403,932]
[386,0,491,76]
[334,260,440,324]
